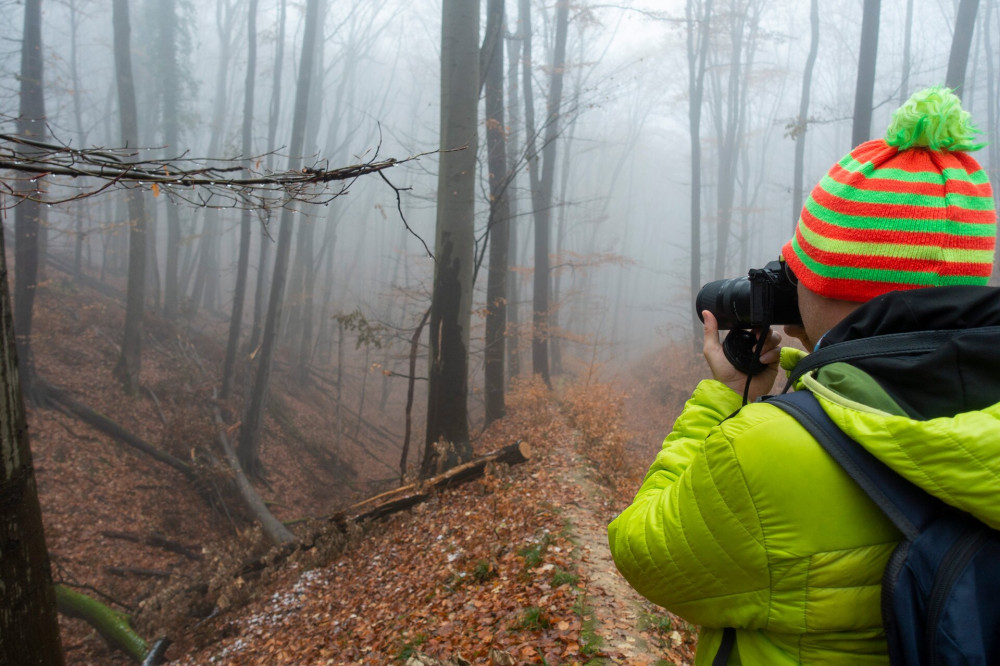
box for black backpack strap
[767,391,944,539]
[712,627,736,666]
[784,327,1000,388]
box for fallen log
[335,440,531,526]
[55,584,148,662]
[234,441,531,583]
[210,389,296,546]
[100,530,202,561]
[105,566,172,579]
[37,378,194,480]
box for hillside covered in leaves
[23,259,706,665]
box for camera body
[695,260,802,376]
[696,260,802,330]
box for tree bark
[160,0,182,319]
[852,0,881,146]
[792,0,820,231]
[221,0,260,399]
[14,0,47,402]
[422,0,480,476]
[524,0,570,387]
[946,0,981,94]
[112,0,148,395]
[240,0,322,478]
[484,0,510,427]
[0,204,65,666]
[505,13,524,384]
[687,0,713,350]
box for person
[608,86,1000,665]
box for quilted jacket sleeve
[607,380,771,629]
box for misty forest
[1,0,996,663]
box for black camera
[695,260,802,375]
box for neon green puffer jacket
[608,356,1000,664]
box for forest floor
[22,250,706,665]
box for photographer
[608,87,999,665]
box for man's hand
[702,310,781,401]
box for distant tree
[686,0,713,348]
[239,0,323,478]
[251,0,288,353]
[159,0,183,320]
[792,0,820,230]
[946,0,981,93]
[221,0,259,399]
[112,0,148,395]
[484,0,510,427]
[422,0,480,476]
[709,0,760,280]
[505,4,525,382]
[13,0,46,402]
[852,0,881,146]
[900,0,914,104]
[523,0,570,387]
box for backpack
[768,389,1000,666]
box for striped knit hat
[782,87,996,302]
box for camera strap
[784,327,1000,390]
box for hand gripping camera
[695,260,802,375]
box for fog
[1,0,994,403]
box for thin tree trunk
[505,14,524,383]
[946,0,981,94]
[792,0,819,230]
[161,0,182,319]
[222,0,259,399]
[525,0,569,387]
[484,0,510,427]
[852,0,881,146]
[240,0,322,478]
[687,0,713,350]
[900,0,914,104]
[112,0,148,395]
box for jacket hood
[798,286,1000,529]
[821,286,1000,419]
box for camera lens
[695,277,752,329]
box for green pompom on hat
[782,87,996,303]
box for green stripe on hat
[790,235,989,285]
[796,222,995,265]
[839,155,991,186]
[804,196,996,237]
[818,173,995,210]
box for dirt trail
[558,448,695,665]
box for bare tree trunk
[250,0,286,353]
[222,0,259,399]
[524,0,569,387]
[687,0,713,350]
[505,10,524,384]
[852,0,881,146]
[0,204,65,666]
[946,0,981,93]
[240,0,322,478]
[484,0,510,427]
[69,0,88,280]
[112,0,148,395]
[13,0,46,403]
[422,0,480,476]
[161,0,182,320]
[792,0,819,230]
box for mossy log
[55,584,147,662]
